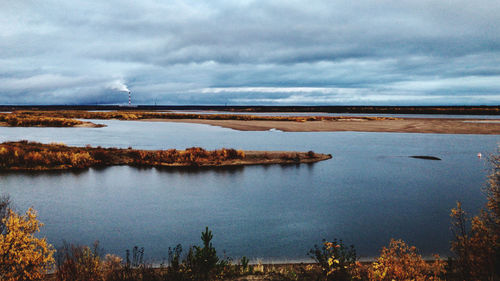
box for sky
[1,0,500,106]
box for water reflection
[153,165,245,175]
[0,168,88,177]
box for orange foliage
[447,154,500,280]
[449,188,498,279]
[0,141,246,170]
[0,208,55,281]
[0,113,85,127]
[368,239,445,281]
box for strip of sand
[143,118,500,134]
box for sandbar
[144,118,500,135]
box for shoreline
[141,117,500,135]
[1,109,499,134]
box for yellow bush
[369,239,444,281]
[0,208,55,281]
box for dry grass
[0,141,329,171]
[0,113,88,127]
[6,110,399,124]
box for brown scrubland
[0,112,102,127]
[0,141,331,171]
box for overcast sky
[1,0,499,105]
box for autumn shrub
[101,254,124,281]
[51,227,234,281]
[0,207,55,281]
[447,154,500,280]
[56,241,104,281]
[0,141,249,171]
[0,113,84,127]
[308,238,360,281]
[0,195,9,234]
[368,239,445,281]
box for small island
[0,141,332,171]
[0,112,104,128]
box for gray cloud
[0,0,499,105]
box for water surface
[0,120,498,261]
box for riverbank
[1,110,499,134]
[145,117,500,134]
[0,141,331,171]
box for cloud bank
[0,0,499,105]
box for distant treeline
[0,105,499,115]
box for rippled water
[0,120,498,261]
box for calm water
[0,120,498,261]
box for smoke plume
[109,80,130,92]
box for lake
[0,120,498,262]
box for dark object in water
[410,155,441,160]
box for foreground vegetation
[1,155,498,280]
[0,110,398,127]
[0,141,330,171]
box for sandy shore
[144,118,500,134]
[74,121,106,128]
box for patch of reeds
[0,141,246,170]
[0,113,86,127]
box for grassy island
[0,112,104,127]
[0,141,331,171]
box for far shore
[141,117,500,135]
[1,110,499,134]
